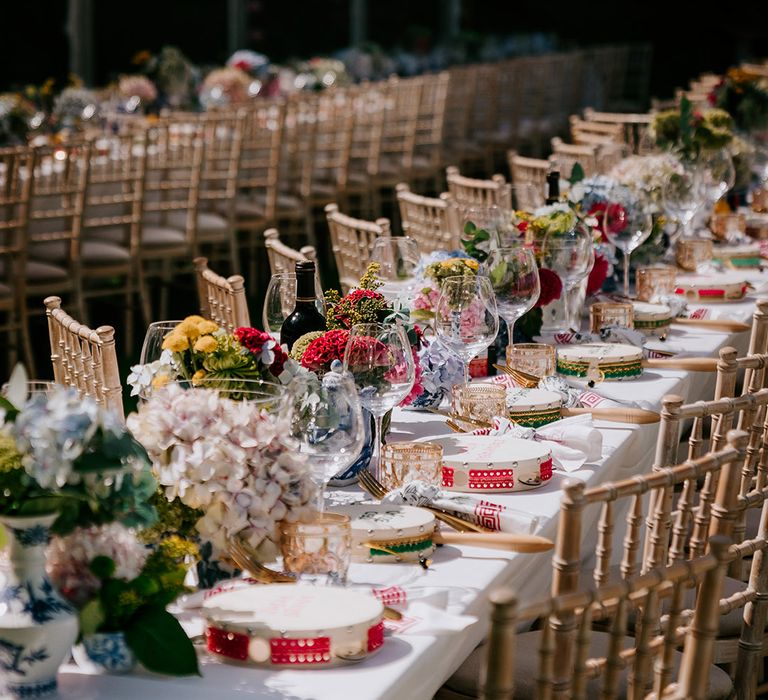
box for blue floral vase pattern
[80,632,136,673]
[0,514,78,699]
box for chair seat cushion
[30,240,131,265]
[89,225,188,248]
[0,259,68,282]
[441,631,732,699]
[234,193,304,219]
[167,210,228,233]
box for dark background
[1,1,767,99]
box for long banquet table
[57,280,766,700]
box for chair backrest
[236,100,285,222]
[83,132,146,253]
[414,72,450,173]
[378,76,422,175]
[550,137,600,179]
[263,228,317,276]
[583,108,653,154]
[569,115,625,146]
[44,295,124,421]
[395,184,460,252]
[0,146,32,311]
[141,119,204,241]
[480,536,733,700]
[197,111,245,221]
[507,150,548,210]
[324,203,391,292]
[193,256,250,332]
[347,83,387,178]
[305,89,354,195]
[445,166,512,212]
[444,66,478,160]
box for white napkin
[382,480,539,534]
[468,414,602,472]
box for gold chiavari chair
[193,256,250,332]
[412,71,450,190]
[507,151,549,211]
[445,166,512,213]
[324,203,390,293]
[438,431,749,700]
[44,295,124,421]
[343,83,388,216]
[479,537,733,700]
[263,228,317,277]
[569,116,625,146]
[549,137,601,179]
[582,108,654,155]
[139,118,203,317]
[477,59,524,173]
[0,146,35,373]
[395,183,460,252]
[369,76,423,217]
[443,66,484,172]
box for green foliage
[654,97,735,160]
[569,162,585,184]
[125,606,200,676]
[517,307,544,341]
[139,487,201,545]
[460,221,491,262]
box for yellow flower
[193,335,217,353]
[176,315,207,339]
[152,375,170,390]
[191,369,207,385]
[465,259,479,270]
[162,332,189,352]
[440,260,454,268]
[196,320,219,335]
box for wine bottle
[279,261,325,351]
[545,170,560,205]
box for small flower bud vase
[0,514,78,698]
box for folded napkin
[382,480,539,534]
[468,414,602,472]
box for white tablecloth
[58,282,766,700]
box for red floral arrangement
[234,327,289,377]
[300,329,350,373]
[534,268,563,308]
[586,250,610,296]
[328,288,387,329]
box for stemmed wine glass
[699,149,735,217]
[343,323,415,483]
[462,206,513,248]
[262,272,324,339]
[286,372,365,512]
[482,245,540,353]
[434,276,499,386]
[370,237,420,284]
[140,320,182,364]
[602,187,653,297]
[662,167,702,244]
[542,230,594,332]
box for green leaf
[90,555,116,579]
[124,606,200,676]
[569,162,585,184]
[0,396,19,422]
[79,599,106,636]
[463,220,477,235]
[517,307,543,342]
[489,261,507,287]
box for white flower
[128,384,316,563]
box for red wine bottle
[546,170,560,204]
[279,261,325,350]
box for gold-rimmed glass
[590,302,634,333]
[675,238,713,272]
[280,513,352,586]
[505,343,556,377]
[379,442,443,491]
[451,383,507,424]
[636,265,677,302]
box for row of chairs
[436,303,768,698]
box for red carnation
[517,220,529,233]
[301,329,350,373]
[269,344,288,377]
[588,202,608,241]
[534,268,563,308]
[586,251,610,296]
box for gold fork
[492,364,540,388]
[357,468,490,533]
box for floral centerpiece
[117,74,157,111]
[127,315,297,399]
[127,384,316,576]
[52,86,100,130]
[653,96,734,161]
[0,93,36,146]
[134,46,197,108]
[411,255,480,322]
[0,376,161,697]
[200,66,252,108]
[48,527,199,675]
[713,67,768,133]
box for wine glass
[140,321,182,364]
[369,237,421,300]
[262,273,324,339]
[434,276,499,386]
[662,167,702,244]
[482,245,540,352]
[462,205,513,248]
[542,230,594,332]
[286,372,365,512]
[602,187,653,298]
[343,323,415,483]
[699,149,735,214]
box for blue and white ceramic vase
[74,632,136,673]
[0,514,78,698]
